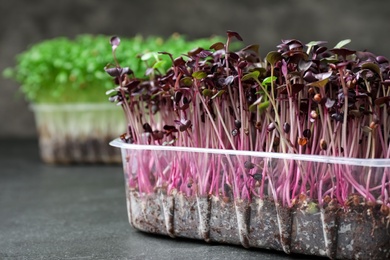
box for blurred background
[1,0,390,138]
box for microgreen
[3,34,225,103]
[107,32,390,209]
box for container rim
[110,138,390,167]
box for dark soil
[38,136,121,164]
[126,189,390,259]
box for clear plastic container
[32,103,126,164]
[111,138,390,259]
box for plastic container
[110,139,390,259]
[32,103,126,164]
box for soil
[38,136,121,164]
[126,189,390,260]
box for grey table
[0,139,317,260]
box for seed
[320,139,327,150]
[323,195,331,204]
[283,122,290,134]
[314,93,322,103]
[308,87,315,95]
[244,161,255,169]
[267,122,276,132]
[232,128,239,137]
[222,196,230,203]
[234,119,242,129]
[310,110,318,119]
[380,204,389,215]
[369,121,378,129]
[299,194,307,202]
[298,137,308,146]
[303,129,312,139]
[252,173,262,181]
[350,194,360,206]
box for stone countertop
[0,139,315,260]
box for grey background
[1,0,390,138]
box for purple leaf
[174,91,183,104]
[179,119,192,132]
[376,55,389,64]
[188,47,204,57]
[105,67,121,77]
[314,71,332,81]
[224,75,235,86]
[325,98,335,108]
[197,50,212,58]
[142,123,153,133]
[226,30,243,41]
[303,71,317,83]
[298,59,313,72]
[210,42,225,50]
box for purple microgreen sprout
[107,32,390,211]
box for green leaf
[361,62,381,76]
[258,100,270,112]
[262,76,277,85]
[306,202,319,214]
[209,42,225,50]
[180,77,193,86]
[334,39,351,49]
[307,78,329,88]
[192,71,207,79]
[5,34,224,103]
[249,100,270,113]
[266,51,282,66]
[248,96,268,113]
[141,52,158,61]
[362,125,372,133]
[249,96,263,105]
[202,89,213,97]
[55,72,68,84]
[211,89,225,99]
[241,71,260,81]
[306,41,327,48]
[321,57,339,64]
[248,104,256,112]
[152,60,166,70]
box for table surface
[0,139,319,260]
